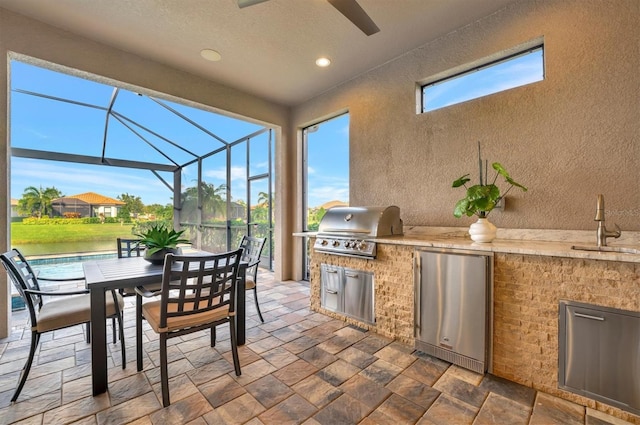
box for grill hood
[317,206,403,238]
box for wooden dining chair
[239,236,267,322]
[0,248,126,403]
[135,249,243,407]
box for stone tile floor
[0,270,637,425]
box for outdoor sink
[571,245,640,255]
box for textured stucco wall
[0,8,293,337]
[292,0,640,234]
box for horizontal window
[422,45,544,113]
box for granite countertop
[294,227,640,264]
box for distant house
[10,198,20,218]
[319,200,348,210]
[50,192,125,218]
[230,201,245,220]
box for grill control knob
[344,241,352,248]
[356,241,367,250]
[320,239,328,246]
[331,240,340,247]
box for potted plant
[135,223,190,264]
[452,143,527,242]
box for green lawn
[11,222,137,244]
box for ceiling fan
[237,0,380,36]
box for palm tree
[19,185,63,218]
[180,185,199,224]
[180,181,227,223]
[257,191,270,207]
[200,181,227,221]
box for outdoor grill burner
[313,206,403,259]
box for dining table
[83,250,248,396]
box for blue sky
[12,47,541,210]
[10,61,349,209]
[424,47,544,112]
[305,113,350,208]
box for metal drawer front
[320,264,342,313]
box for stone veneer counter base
[302,227,640,424]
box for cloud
[21,126,50,140]
[308,185,349,207]
[11,158,171,204]
[203,165,246,181]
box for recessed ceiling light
[316,57,331,67]
[200,49,222,62]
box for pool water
[30,253,117,279]
[10,253,118,307]
[34,261,86,280]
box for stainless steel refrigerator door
[418,250,488,362]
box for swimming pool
[29,253,117,280]
[10,253,117,309]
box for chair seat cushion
[37,292,124,333]
[244,277,256,290]
[142,299,230,333]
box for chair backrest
[0,249,44,322]
[238,236,266,281]
[117,238,145,258]
[158,249,243,330]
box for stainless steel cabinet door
[343,267,374,324]
[560,302,640,414]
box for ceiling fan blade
[237,0,269,8]
[327,0,380,36]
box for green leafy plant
[452,144,528,218]
[135,223,189,255]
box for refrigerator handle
[414,252,421,335]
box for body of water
[12,240,116,257]
[30,253,117,279]
[9,252,117,304]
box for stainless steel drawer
[320,264,342,313]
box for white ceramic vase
[468,217,497,243]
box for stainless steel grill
[313,206,403,258]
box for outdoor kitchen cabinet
[320,263,374,324]
[559,301,640,415]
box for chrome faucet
[595,194,621,247]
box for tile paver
[0,270,636,425]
